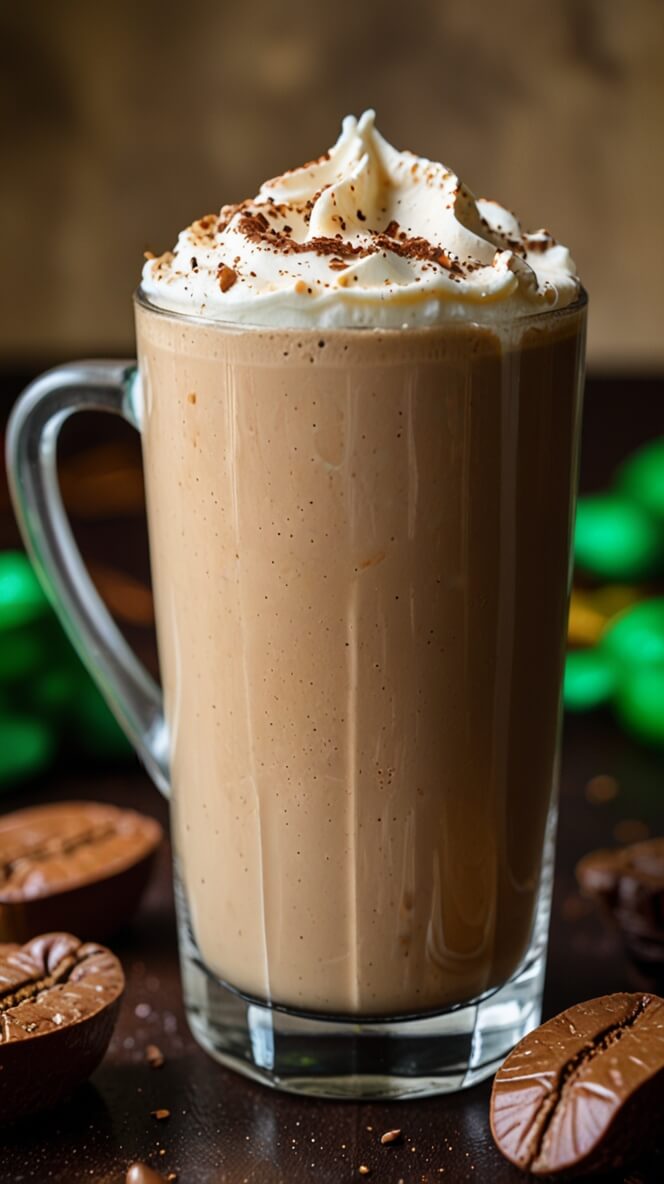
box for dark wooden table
[0,374,663,1183]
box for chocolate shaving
[372,231,465,274]
[218,265,237,292]
[234,206,473,276]
[238,213,372,259]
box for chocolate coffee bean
[0,932,124,1123]
[490,992,664,1178]
[0,801,163,942]
[126,1165,170,1184]
[576,838,664,966]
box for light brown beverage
[136,299,584,1018]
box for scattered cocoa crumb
[151,1108,171,1121]
[218,265,237,293]
[614,819,650,844]
[585,774,619,805]
[356,209,366,221]
[146,1043,165,1068]
[384,220,400,237]
[380,1128,402,1145]
[187,392,197,405]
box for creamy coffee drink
[138,112,583,1016]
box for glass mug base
[175,861,550,1100]
[180,943,545,1101]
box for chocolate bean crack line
[0,948,96,1033]
[511,994,653,1170]
[0,822,119,888]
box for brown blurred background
[1,0,663,369]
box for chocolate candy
[576,837,664,966]
[0,801,163,942]
[490,992,664,1178]
[0,932,124,1123]
[126,1165,171,1184]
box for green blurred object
[565,439,664,744]
[72,678,133,758]
[617,437,664,522]
[0,627,48,683]
[563,648,616,711]
[602,599,664,669]
[0,614,73,686]
[574,494,661,579]
[0,715,56,784]
[0,548,136,783]
[0,551,49,631]
[615,666,664,746]
[28,664,83,718]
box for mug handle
[5,361,169,797]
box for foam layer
[141,110,580,328]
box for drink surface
[136,301,584,1015]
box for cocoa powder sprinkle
[233,206,471,276]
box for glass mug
[7,289,586,1099]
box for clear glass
[6,289,586,1098]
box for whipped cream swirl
[141,110,580,328]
